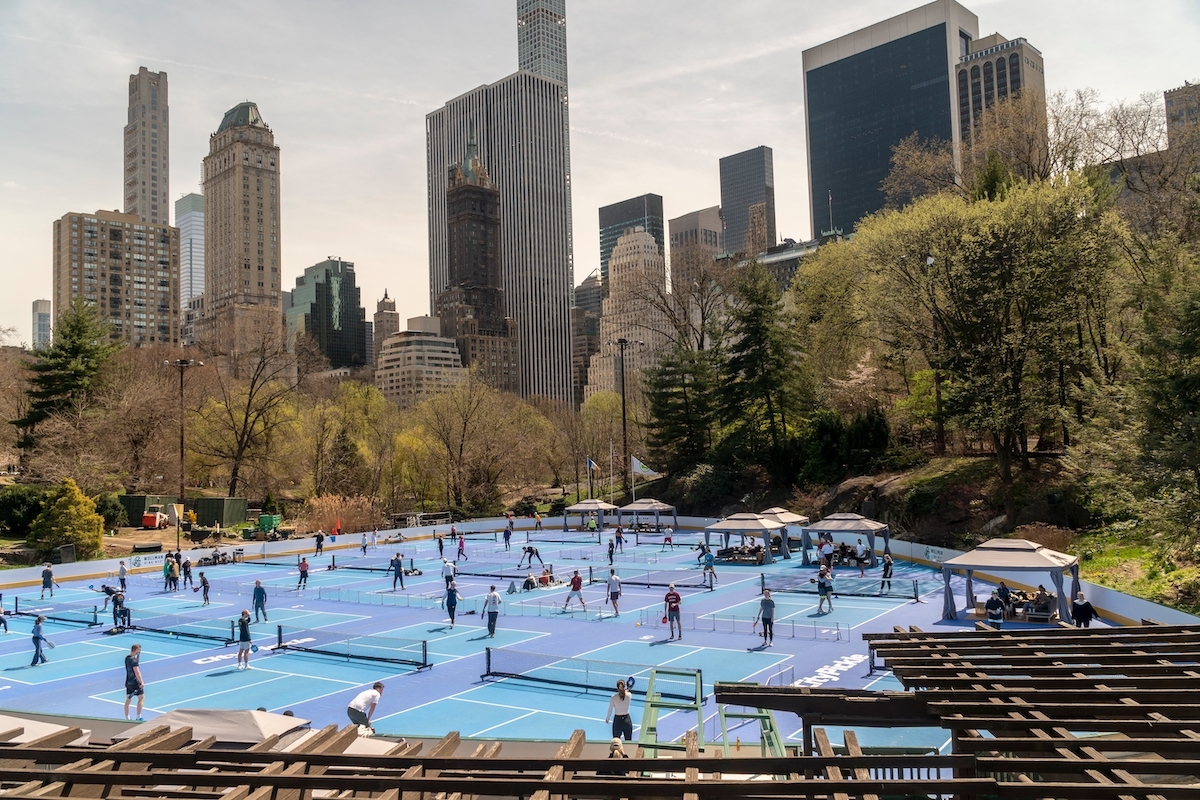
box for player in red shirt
[563,569,587,611]
[664,584,682,640]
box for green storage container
[193,497,248,528]
[258,514,282,532]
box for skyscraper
[585,227,671,400]
[375,317,467,408]
[31,300,51,350]
[956,34,1045,139]
[804,1,980,237]
[719,146,775,256]
[52,209,180,347]
[373,290,400,368]
[286,258,369,369]
[200,102,282,350]
[124,67,169,225]
[434,136,520,394]
[427,1,573,402]
[517,0,568,84]
[175,193,204,305]
[599,194,663,290]
[668,206,723,256]
[1166,81,1200,149]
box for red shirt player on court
[664,584,682,640]
[563,570,587,611]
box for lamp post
[607,338,642,498]
[165,358,202,551]
[924,254,946,456]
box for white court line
[454,695,610,722]
[470,710,538,737]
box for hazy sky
[2,0,1197,343]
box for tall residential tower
[599,194,663,290]
[175,193,204,305]
[719,147,775,256]
[124,67,169,225]
[427,0,574,402]
[200,102,282,349]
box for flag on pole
[586,457,599,472]
[631,456,658,477]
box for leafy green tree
[93,493,128,530]
[1140,281,1200,490]
[12,297,121,449]
[27,478,105,560]
[0,485,51,538]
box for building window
[996,57,1008,99]
[1009,53,1022,94]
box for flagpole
[631,455,637,502]
[587,459,592,500]
[609,440,614,504]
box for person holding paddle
[40,564,55,599]
[236,610,253,670]
[30,615,51,666]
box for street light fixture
[165,358,202,551]
[606,338,642,498]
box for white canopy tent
[760,507,810,560]
[801,512,890,567]
[705,513,786,563]
[617,498,679,531]
[562,498,618,531]
[940,538,1081,621]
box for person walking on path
[664,585,682,640]
[441,559,456,588]
[813,566,835,614]
[118,560,128,592]
[236,610,253,669]
[435,533,445,558]
[30,615,50,666]
[534,512,542,531]
[457,532,468,560]
[445,581,464,628]
[388,553,405,590]
[371,528,378,549]
[347,682,383,734]
[252,580,268,623]
[182,557,194,589]
[614,526,624,552]
[605,679,634,740]
[483,585,502,638]
[297,558,310,589]
[502,525,512,551]
[199,572,210,605]
[563,570,587,612]
[315,530,325,556]
[755,589,776,647]
[879,554,894,593]
[123,644,145,721]
[606,569,622,616]
[1071,592,1099,628]
[607,538,615,566]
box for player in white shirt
[606,569,622,616]
[347,682,384,733]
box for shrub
[93,493,129,530]
[0,484,51,538]
[510,496,537,517]
[549,498,567,517]
[28,478,105,560]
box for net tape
[273,625,429,668]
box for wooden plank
[843,731,880,800]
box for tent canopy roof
[804,512,888,533]
[619,498,675,513]
[705,512,785,532]
[114,709,310,745]
[942,538,1079,571]
[760,507,810,524]
[564,499,618,512]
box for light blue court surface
[0,535,986,743]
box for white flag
[631,456,658,477]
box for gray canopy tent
[760,507,810,561]
[562,498,617,531]
[940,538,1081,621]
[801,513,890,567]
[704,513,786,564]
[617,498,679,531]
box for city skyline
[1,1,1196,344]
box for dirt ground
[100,525,247,558]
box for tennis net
[483,647,701,702]
[329,554,415,574]
[453,558,554,581]
[273,625,429,669]
[762,572,920,601]
[128,611,237,644]
[526,529,600,545]
[12,596,100,627]
[607,566,713,590]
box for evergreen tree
[644,347,721,474]
[719,262,804,461]
[28,478,105,560]
[13,297,121,449]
